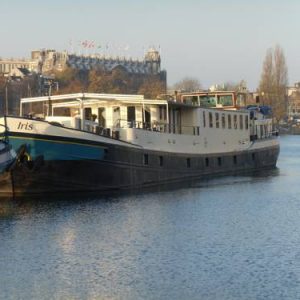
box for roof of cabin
[20,93,169,106]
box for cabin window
[245,116,249,130]
[84,107,92,120]
[98,107,106,127]
[205,157,209,167]
[215,113,219,128]
[222,113,226,129]
[144,109,151,129]
[200,95,217,107]
[203,111,206,127]
[191,96,198,106]
[182,96,198,106]
[187,158,191,168]
[159,156,163,166]
[233,115,238,129]
[197,126,200,135]
[233,155,237,165]
[252,153,255,161]
[218,157,222,166]
[209,112,213,128]
[240,115,243,130]
[228,115,232,129]
[144,154,149,165]
[218,95,234,106]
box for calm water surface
[1,135,300,299]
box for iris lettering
[17,122,33,131]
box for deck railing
[114,119,201,136]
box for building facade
[38,48,166,88]
[287,82,300,121]
[0,58,38,77]
[0,48,165,77]
[0,48,167,92]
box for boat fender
[23,152,32,162]
[22,152,34,170]
[16,145,33,169]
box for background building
[0,48,167,115]
[0,58,38,77]
[287,82,300,121]
[0,48,166,83]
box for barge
[0,92,279,196]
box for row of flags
[70,39,131,51]
[68,40,161,56]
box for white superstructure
[15,92,276,155]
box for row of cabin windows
[143,153,256,167]
[203,111,249,130]
[144,154,195,168]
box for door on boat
[144,109,151,129]
[127,106,136,128]
[98,107,106,128]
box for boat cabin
[20,93,202,136]
[19,92,274,151]
[178,90,247,109]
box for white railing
[114,119,201,136]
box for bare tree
[259,45,288,122]
[222,81,239,91]
[219,80,247,92]
[138,76,166,99]
[273,45,288,121]
[259,48,274,103]
[173,77,201,92]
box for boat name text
[17,122,33,131]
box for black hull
[0,141,280,197]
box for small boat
[0,92,279,196]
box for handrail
[114,119,201,136]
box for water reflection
[0,135,300,299]
[0,165,280,219]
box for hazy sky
[1,0,299,90]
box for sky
[0,0,299,90]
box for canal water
[0,135,300,300]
